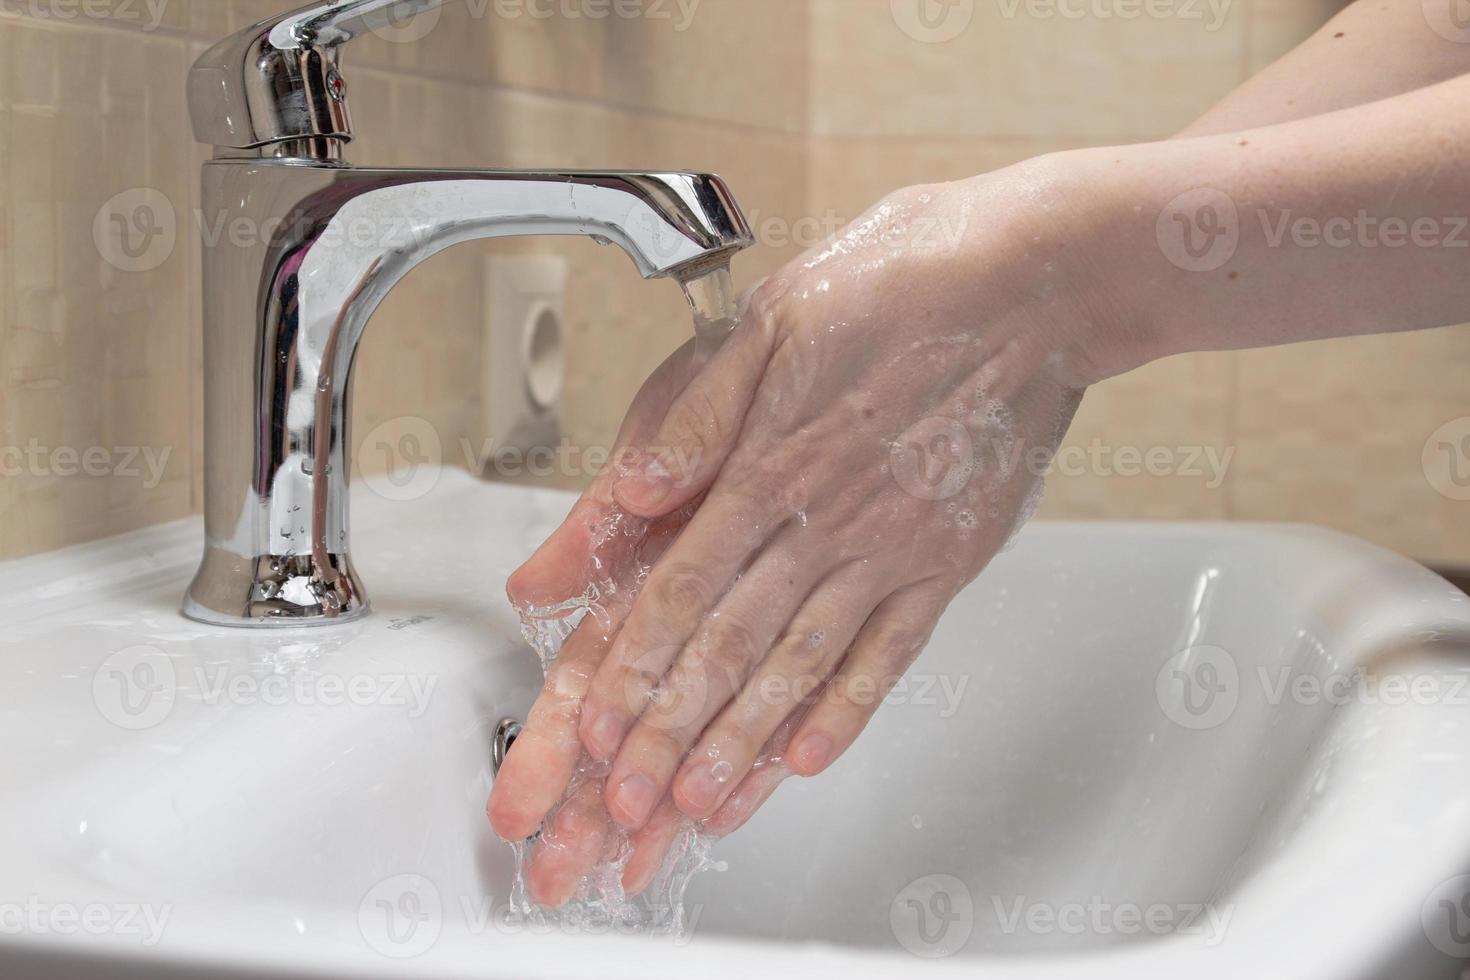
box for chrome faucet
[181,0,754,628]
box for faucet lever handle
[188,0,450,153]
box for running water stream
[504,263,743,937]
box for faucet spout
[182,161,753,627]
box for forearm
[1062,72,1470,375]
[1180,0,1470,137]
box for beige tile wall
[3,0,1466,564]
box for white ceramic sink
[3,467,1470,979]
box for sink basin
[3,467,1470,979]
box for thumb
[613,297,778,517]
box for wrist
[1018,145,1182,383]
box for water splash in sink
[504,263,747,936]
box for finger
[702,762,793,839]
[578,485,784,762]
[701,711,808,838]
[508,340,704,608]
[671,564,881,819]
[507,496,619,609]
[525,779,613,908]
[621,799,689,897]
[488,616,616,842]
[492,503,692,841]
[611,284,782,518]
[601,542,826,830]
[786,583,951,778]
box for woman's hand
[489,153,1133,904]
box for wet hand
[490,157,1124,904]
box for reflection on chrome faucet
[181,0,754,627]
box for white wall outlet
[484,254,566,458]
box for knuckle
[745,277,787,337]
[869,624,931,672]
[647,562,718,623]
[773,620,837,667]
[719,470,793,529]
[543,656,593,701]
[639,657,711,733]
[698,619,765,686]
[631,711,694,757]
[664,392,722,457]
[613,669,657,718]
[715,720,771,766]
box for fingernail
[793,733,834,774]
[676,764,722,816]
[584,710,625,760]
[611,773,658,828]
[614,454,674,509]
[623,858,657,897]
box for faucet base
[182,548,370,628]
